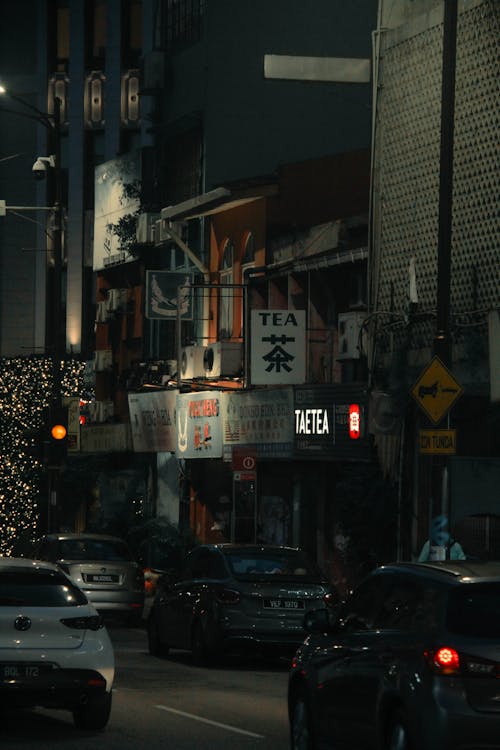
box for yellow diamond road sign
[411,356,463,424]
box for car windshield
[446,583,500,637]
[57,538,133,562]
[0,570,87,607]
[224,549,322,580]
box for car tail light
[425,646,461,675]
[323,592,336,607]
[426,647,500,678]
[60,615,104,631]
[143,568,153,592]
[216,588,241,605]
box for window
[447,583,500,637]
[0,570,87,607]
[219,239,234,339]
[165,0,204,52]
[339,575,387,632]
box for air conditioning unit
[93,350,113,372]
[180,346,206,379]
[95,300,109,323]
[203,342,243,378]
[337,312,366,360]
[154,218,187,246]
[106,288,127,313]
[136,212,160,244]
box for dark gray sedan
[288,560,500,750]
[147,544,336,665]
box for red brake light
[216,588,241,605]
[426,646,460,674]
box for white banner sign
[221,389,294,458]
[250,309,306,385]
[128,390,178,453]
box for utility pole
[432,0,458,558]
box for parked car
[33,533,144,623]
[288,560,500,750]
[0,557,114,729]
[147,543,336,665]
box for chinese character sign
[250,310,306,385]
[176,391,223,459]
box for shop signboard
[128,390,178,453]
[294,384,370,460]
[145,271,193,320]
[221,389,294,459]
[250,310,306,385]
[176,391,223,459]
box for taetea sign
[294,385,370,460]
[250,309,306,385]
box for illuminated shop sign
[294,386,370,460]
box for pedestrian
[418,537,466,561]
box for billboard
[94,152,141,271]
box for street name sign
[419,429,457,455]
[411,356,463,424]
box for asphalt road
[1,623,291,749]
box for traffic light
[44,405,68,466]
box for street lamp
[0,84,66,532]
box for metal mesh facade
[371,0,499,376]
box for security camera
[32,155,55,180]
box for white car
[0,557,114,730]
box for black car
[147,543,336,665]
[288,560,500,750]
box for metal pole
[434,0,458,366]
[432,0,458,559]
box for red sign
[348,404,361,440]
[232,448,257,471]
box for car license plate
[86,574,118,583]
[263,599,304,610]
[1,664,43,679]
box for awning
[161,184,278,222]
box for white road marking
[154,704,265,739]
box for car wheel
[290,690,316,750]
[385,710,413,750]
[191,621,214,667]
[147,615,169,657]
[73,690,112,731]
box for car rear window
[224,550,322,581]
[57,538,133,562]
[0,570,88,607]
[446,583,500,637]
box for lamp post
[0,85,66,532]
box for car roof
[43,532,128,544]
[199,544,303,554]
[376,560,500,585]
[0,556,61,574]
